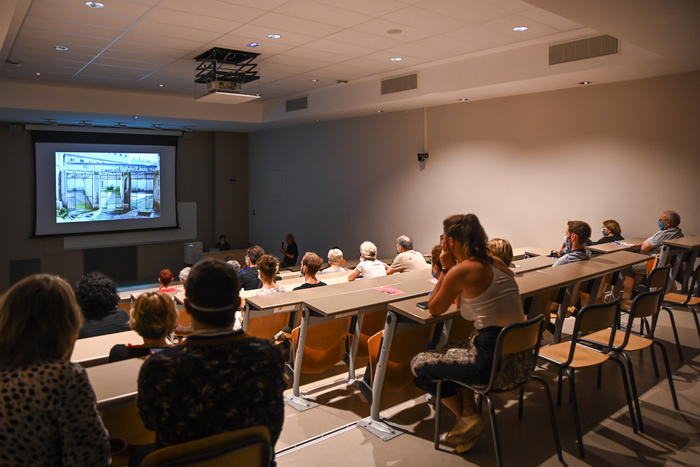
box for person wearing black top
[279,233,299,268]
[75,272,130,339]
[594,219,624,244]
[293,252,327,291]
[214,234,231,251]
[239,245,265,290]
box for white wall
[248,71,700,262]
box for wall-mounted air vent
[286,96,308,112]
[549,35,618,65]
[381,74,418,95]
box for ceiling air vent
[381,74,418,95]
[549,34,618,65]
[286,96,308,112]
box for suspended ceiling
[1,0,699,132]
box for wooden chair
[538,300,638,458]
[433,316,562,467]
[140,425,272,467]
[291,317,352,374]
[247,312,293,340]
[661,263,700,362]
[366,323,435,392]
[100,403,155,466]
[351,309,388,363]
[580,288,679,433]
[621,266,672,352]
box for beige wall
[248,71,700,261]
[0,126,248,292]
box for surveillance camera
[417,153,429,162]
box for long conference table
[85,251,650,442]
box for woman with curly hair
[411,214,526,453]
[158,269,179,293]
[0,274,111,465]
[109,291,178,362]
[75,271,130,339]
[252,255,286,297]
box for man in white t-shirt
[387,235,430,274]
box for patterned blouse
[0,360,111,466]
[136,330,287,449]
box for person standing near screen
[279,233,298,268]
[214,235,231,251]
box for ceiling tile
[414,34,486,55]
[257,61,313,75]
[119,31,206,51]
[337,57,398,73]
[218,0,289,10]
[323,30,404,49]
[143,8,242,33]
[156,0,266,22]
[34,0,155,19]
[259,54,330,70]
[273,0,373,28]
[362,50,428,67]
[15,30,112,51]
[414,0,509,23]
[351,19,436,42]
[386,42,456,60]
[91,56,163,70]
[309,0,406,16]
[519,8,584,32]
[22,16,123,40]
[110,40,189,58]
[227,24,317,47]
[281,46,354,64]
[481,0,533,14]
[303,39,377,58]
[250,12,341,38]
[380,6,468,33]
[28,2,137,29]
[480,13,560,39]
[215,34,295,54]
[130,21,224,42]
[99,48,175,64]
[446,24,519,47]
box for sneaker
[445,413,485,446]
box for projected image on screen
[55,152,161,223]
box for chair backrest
[564,299,622,364]
[291,317,351,374]
[140,425,272,467]
[484,315,544,392]
[647,265,671,291]
[247,312,292,340]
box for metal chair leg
[486,395,502,467]
[532,375,563,462]
[566,368,585,459]
[653,341,680,410]
[662,306,684,362]
[620,352,644,433]
[608,357,639,434]
[434,381,442,450]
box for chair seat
[664,293,700,306]
[620,299,634,311]
[539,342,608,369]
[584,329,653,352]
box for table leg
[242,303,251,333]
[284,305,318,412]
[347,312,364,383]
[553,284,574,343]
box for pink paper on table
[375,286,404,295]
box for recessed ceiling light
[85,1,104,8]
[158,84,164,87]
[376,110,383,113]
[387,29,403,35]
[54,46,68,51]
[247,42,260,47]
[337,80,348,84]
[310,79,319,82]
[513,26,528,32]
[133,116,139,119]
[459,98,468,101]
[35,72,41,76]
[390,57,402,62]
[579,81,591,85]
[267,34,281,39]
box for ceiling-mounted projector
[194,47,261,104]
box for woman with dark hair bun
[411,214,527,453]
[0,274,111,466]
[75,271,130,338]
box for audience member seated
[553,221,592,267]
[554,224,594,257]
[109,291,177,363]
[179,267,191,286]
[158,269,179,293]
[279,233,299,268]
[487,238,514,267]
[227,259,241,275]
[411,214,525,453]
[595,219,624,244]
[0,274,111,465]
[320,248,345,274]
[624,210,684,294]
[430,244,442,279]
[133,258,286,465]
[214,234,231,251]
[293,252,327,290]
[239,245,265,290]
[253,255,286,296]
[348,241,388,281]
[387,235,430,274]
[76,272,130,339]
